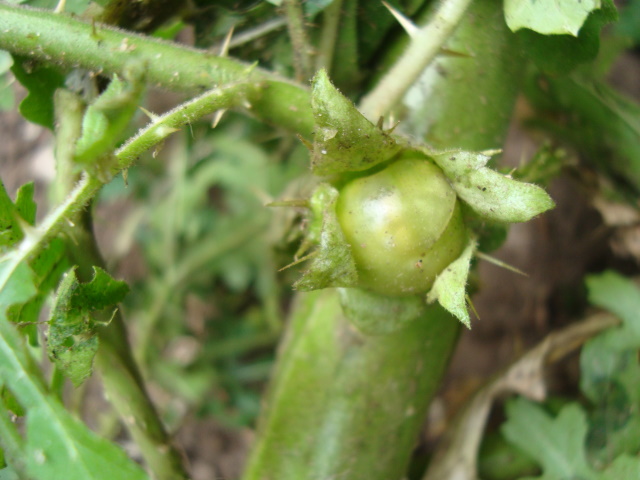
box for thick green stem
[242,290,460,480]
[0,3,315,137]
[402,0,523,151]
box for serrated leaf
[10,56,65,129]
[504,0,602,35]
[502,399,597,480]
[310,69,400,175]
[430,150,555,223]
[516,0,618,74]
[580,272,640,463]
[426,239,475,327]
[0,311,148,480]
[47,267,129,386]
[294,184,358,290]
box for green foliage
[525,73,640,193]
[10,56,65,129]
[500,272,640,479]
[47,267,129,386]
[0,51,14,111]
[504,0,602,35]
[0,0,634,478]
[515,0,618,74]
[0,312,148,480]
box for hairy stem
[358,0,474,120]
[282,0,314,81]
[0,3,315,137]
[314,0,343,74]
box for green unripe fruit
[336,156,467,296]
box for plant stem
[0,3,315,137]
[358,0,474,120]
[314,0,343,74]
[282,0,314,81]
[242,291,460,480]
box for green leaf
[586,271,640,343]
[580,272,640,463]
[516,0,618,74]
[47,267,129,386]
[599,455,640,480]
[616,0,640,44]
[426,239,475,328]
[502,399,597,480]
[0,258,37,313]
[0,50,14,112]
[504,0,602,35]
[74,70,144,165]
[0,181,26,248]
[10,56,65,129]
[0,311,148,480]
[429,150,555,223]
[293,183,358,291]
[310,69,400,176]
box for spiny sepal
[422,147,556,223]
[293,183,358,291]
[310,69,401,176]
[426,238,477,328]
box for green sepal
[338,287,426,336]
[74,65,145,166]
[47,266,129,386]
[504,0,603,36]
[428,149,555,223]
[293,183,358,291]
[426,238,476,328]
[310,69,400,176]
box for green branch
[0,3,315,137]
[358,0,474,120]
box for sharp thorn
[382,1,419,38]
[476,251,529,277]
[220,26,235,57]
[212,109,227,128]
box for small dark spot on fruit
[449,156,456,161]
